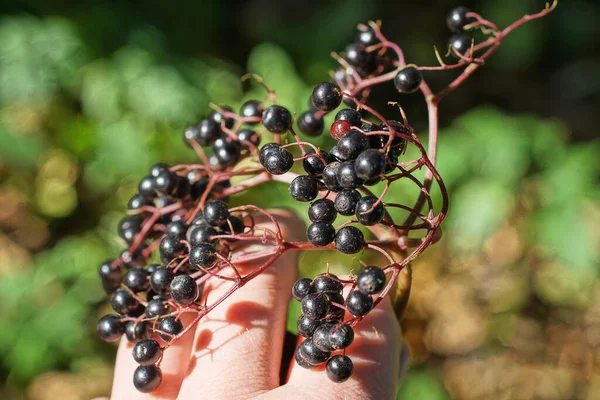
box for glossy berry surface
[149,267,174,294]
[239,99,263,122]
[99,260,121,294]
[301,292,330,320]
[357,265,387,295]
[294,346,317,369]
[157,316,184,342]
[262,105,293,133]
[344,43,373,69]
[337,130,369,160]
[126,321,150,343]
[314,274,343,293]
[237,129,260,147]
[313,323,335,351]
[337,160,365,190]
[326,355,354,383]
[196,119,222,146]
[355,195,385,226]
[133,365,162,393]
[159,235,185,264]
[335,108,362,127]
[212,137,241,167]
[322,162,342,192]
[334,190,361,216]
[308,199,337,224]
[346,290,373,316]
[189,243,217,268]
[123,268,149,293]
[330,119,352,140]
[355,149,385,180]
[292,277,314,301]
[208,106,234,129]
[303,149,331,176]
[97,314,124,343]
[449,33,472,56]
[289,175,319,202]
[297,314,321,338]
[188,224,217,245]
[146,298,169,318]
[299,339,331,365]
[170,274,199,305]
[204,200,230,226]
[259,144,294,175]
[447,6,474,32]
[357,27,379,46]
[298,111,324,136]
[335,226,365,254]
[133,338,162,366]
[394,65,422,93]
[330,324,355,350]
[110,288,138,315]
[306,222,336,247]
[311,82,342,112]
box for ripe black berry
[209,106,234,129]
[329,145,345,161]
[303,149,332,176]
[308,199,337,224]
[337,130,369,160]
[289,175,319,202]
[357,27,379,46]
[330,324,354,350]
[346,290,373,316]
[97,314,124,343]
[212,136,241,167]
[334,189,361,216]
[326,355,353,382]
[146,298,169,318]
[394,65,422,93]
[189,243,217,269]
[299,339,331,365]
[150,267,174,294]
[237,129,260,147]
[188,224,217,246]
[344,43,373,69]
[335,226,365,254]
[127,194,150,211]
[154,170,178,196]
[301,292,330,320]
[337,160,365,190]
[159,235,185,264]
[126,320,150,343]
[157,316,183,342]
[187,170,209,200]
[240,99,263,122]
[314,274,343,293]
[133,338,162,366]
[204,200,230,226]
[311,82,342,112]
[313,323,335,352]
[335,109,362,127]
[292,278,314,301]
[354,149,385,180]
[138,175,156,200]
[449,33,472,56]
[123,268,149,293]
[99,260,121,294]
[297,315,321,338]
[262,105,293,133]
[357,265,387,295]
[294,346,316,369]
[447,6,475,33]
[355,195,385,226]
[297,111,324,136]
[306,222,336,247]
[110,288,139,315]
[259,143,294,175]
[322,162,342,192]
[196,119,222,146]
[133,365,162,393]
[170,274,199,305]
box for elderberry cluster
[292,266,387,382]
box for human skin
[102,210,407,400]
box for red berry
[330,120,351,140]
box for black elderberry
[239,99,263,122]
[330,324,354,350]
[357,265,387,295]
[303,149,333,176]
[355,195,385,226]
[133,338,162,366]
[237,129,260,147]
[301,292,330,320]
[209,106,234,129]
[328,145,346,161]
[337,130,369,160]
[187,224,217,246]
[97,314,125,343]
[322,162,342,192]
[344,43,373,70]
[449,33,472,57]
[195,119,222,146]
[170,274,199,305]
[189,243,217,269]
[157,316,183,342]
[313,323,335,352]
[326,355,354,383]
[126,320,150,343]
[289,175,319,202]
[166,220,188,239]
[308,199,337,224]
[335,109,362,127]
[299,339,331,365]
[259,143,294,175]
[262,105,293,133]
[337,160,365,190]
[311,82,342,112]
[138,175,156,200]
[294,346,316,369]
[154,170,178,195]
[306,222,336,247]
[221,215,245,235]
[127,193,150,211]
[314,274,343,293]
[297,315,321,338]
[120,248,146,268]
[335,226,365,254]
[159,235,185,264]
[357,27,379,46]
[346,290,373,316]
[110,288,139,315]
[99,260,121,294]
[212,136,241,167]
[447,6,475,33]
[145,263,160,276]
[394,65,422,93]
[292,278,315,301]
[297,111,324,137]
[146,298,169,318]
[150,267,174,294]
[334,189,361,216]
[133,365,162,393]
[204,200,230,226]
[123,268,149,293]
[355,149,385,180]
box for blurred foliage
[0,1,599,399]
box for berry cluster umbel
[96,4,556,393]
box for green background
[0,0,599,399]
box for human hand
[103,210,408,400]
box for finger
[177,209,304,399]
[110,312,197,400]
[281,296,402,400]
